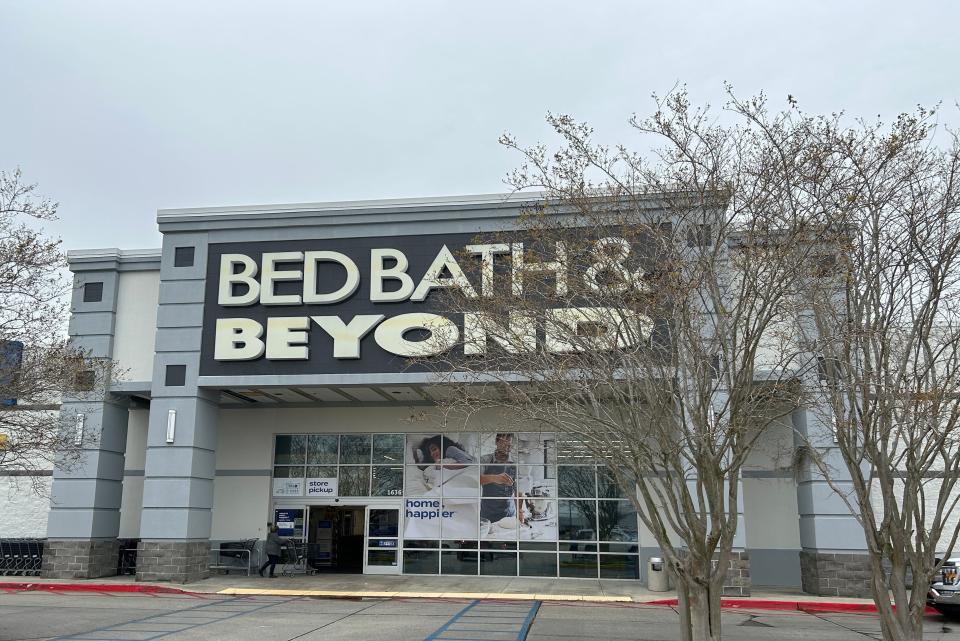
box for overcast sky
[2,1,958,251]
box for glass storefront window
[307,435,338,465]
[403,550,439,574]
[441,499,479,539]
[558,500,597,541]
[367,549,398,567]
[441,465,479,497]
[560,553,598,578]
[368,509,400,537]
[339,466,370,496]
[373,434,405,464]
[597,500,638,542]
[339,435,372,464]
[597,467,630,499]
[441,549,478,575]
[519,552,557,577]
[405,466,435,495]
[274,435,307,465]
[271,431,642,579]
[403,540,438,548]
[599,554,639,579]
[480,551,517,576]
[558,466,596,498]
[274,465,304,479]
[372,465,403,496]
[306,465,336,480]
[481,499,518,540]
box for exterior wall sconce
[74,413,85,446]
[166,409,176,444]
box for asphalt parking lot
[1,590,960,641]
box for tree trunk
[676,574,723,641]
[870,559,926,641]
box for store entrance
[307,505,365,573]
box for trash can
[647,556,669,592]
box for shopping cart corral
[208,539,259,575]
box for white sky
[1,0,958,251]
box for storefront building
[41,194,867,594]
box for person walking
[259,525,288,578]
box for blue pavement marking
[422,600,542,641]
[49,596,291,641]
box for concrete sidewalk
[0,573,880,609]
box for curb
[217,587,633,603]
[645,597,938,615]
[0,582,194,595]
[0,582,937,614]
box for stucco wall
[112,270,160,382]
[118,408,149,538]
[1,476,52,537]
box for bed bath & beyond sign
[200,232,653,376]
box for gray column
[136,233,217,583]
[44,269,127,578]
[792,400,871,597]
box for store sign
[272,478,303,497]
[306,477,338,497]
[200,232,655,376]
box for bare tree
[798,110,960,641]
[0,168,108,491]
[415,89,833,641]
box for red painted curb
[0,582,195,595]
[644,597,938,615]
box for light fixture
[166,409,176,444]
[74,413,85,445]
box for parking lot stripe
[423,600,541,641]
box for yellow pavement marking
[216,587,635,602]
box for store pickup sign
[199,232,654,377]
[306,477,338,497]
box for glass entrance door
[364,506,401,574]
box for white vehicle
[929,559,960,617]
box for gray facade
[43,194,867,591]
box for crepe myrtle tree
[0,169,110,492]
[414,89,834,641]
[796,109,960,641]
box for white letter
[545,307,652,353]
[374,313,459,357]
[311,314,384,359]
[583,237,650,294]
[411,245,478,301]
[303,251,360,304]
[512,242,567,297]
[214,318,265,360]
[466,243,510,297]
[463,312,536,355]
[218,254,260,306]
[260,252,304,305]
[266,316,311,359]
[370,248,415,302]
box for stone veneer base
[800,551,873,598]
[135,540,210,583]
[42,539,121,579]
[722,551,752,596]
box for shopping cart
[0,539,44,576]
[278,541,311,576]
